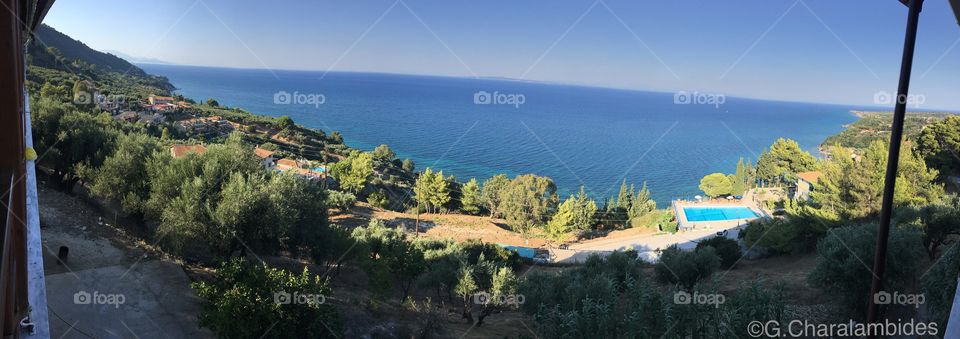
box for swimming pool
[683,206,758,222]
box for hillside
[821,110,954,150]
[33,24,146,76]
[27,24,174,94]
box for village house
[147,95,178,112]
[794,171,821,201]
[254,146,275,168]
[153,102,178,112]
[169,144,207,158]
[148,94,174,105]
[175,116,234,137]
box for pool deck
[673,199,764,231]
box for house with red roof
[794,171,821,201]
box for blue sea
[140,64,857,206]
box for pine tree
[547,187,597,238]
[617,179,632,211]
[628,182,655,219]
[461,178,482,215]
[414,168,435,212]
[430,170,451,212]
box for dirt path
[331,203,551,247]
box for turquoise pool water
[500,245,535,259]
[683,207,758,222]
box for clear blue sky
[45,0,960,109]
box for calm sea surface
[140,64,857,206]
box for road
[550,223,747,263]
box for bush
[325,190,356,212]
[366,189,389,209]
[696,236,742,269]
[193,259,340,338]
[654,246,720,290]
[922,244,960,326]
[807,223,925,318]
[372,144,395,160]
[629,209,674,231]
[459,239,523,270]
[519,251,785,338]
[741,207,834,254]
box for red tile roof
[797,171,821,184]
[170,144,207,158]
[254,147,275,159]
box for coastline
[144,64,862,205]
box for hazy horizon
[132,61,958,112]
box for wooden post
[0,0,29,334]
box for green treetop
[699,173,732,198]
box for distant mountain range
[103,50,172,65]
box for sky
[44,0,960,109]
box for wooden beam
[0,0,29,336]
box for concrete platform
[45,260,212,339]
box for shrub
[519,252,785,338]
[372,144,395,160]
[741,207,834,254]
[655,246,720,290]
[366,189,389,209]
[807,223,925,318]
[922,244,960,326]
[193,259,340,338]
[459,239,523,270]
[629,209,673,231]
[325,190,356,212]
[696,236,742,269]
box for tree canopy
[328,151,374,194]
[916,115,960,179]
[497,174,559,236]
[812,140,943,220]
[546,187,597,239]
[699,173,732,198]
[372,144,396,160]
[414,168,451,213]
[755,138,816,184]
